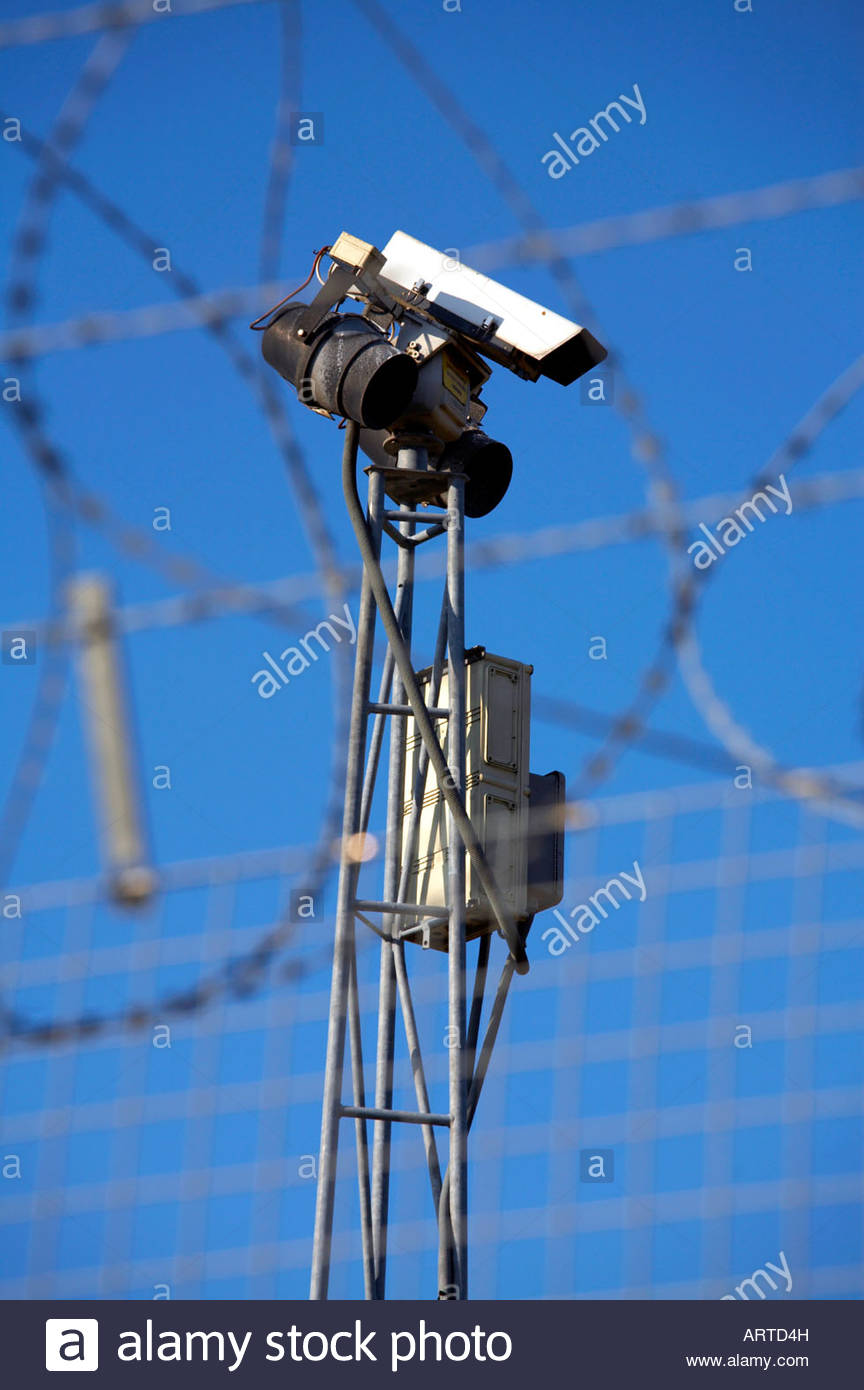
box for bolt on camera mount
[257,231,606,1300]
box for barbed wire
[1,917,338,1050]
[0,0,271,50]
[672,353,864,800]
[0,281,296,360]
[5,16,861,822]
[1,890,342,1048]
[7,434,864,1052]
[536,697,864,829]
[1,30,135,893]
[10,755,864,918]
[258,0,301,285]
[571,357,864,812]
[14,125,339,607]
[5,171,864,363]
[3,10,859,814]
[0,484,77,891]
[0,123,319,626]
[2,111,348,614]
[466,167,864,268]
[350,0,864,824]
[346,0,782,804]
[4,839,335,1048]
[249,0,352,993]
[0,5,351,1044]
[4,462,863,648]
[8,734,864,1052]
[4,0,863,1052]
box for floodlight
[359,425,512,518]
[438,429,513,518]
[261,304,418,429]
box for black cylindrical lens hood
[261,303,307,384]
[262,305,418,430]
[358,427,513,518]
[439,430,513,518]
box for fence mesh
[3,766,862,1300]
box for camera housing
[258,230,607,517]
[376,231,607,385]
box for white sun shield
[377,231,607,385]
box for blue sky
[2,0,862,883]
[1,0,863,1299]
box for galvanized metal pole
[347,949,375,1298]
[371,446,420,1296]
[445,472,469,1297]
[317,427,520,1301]
[310,424,382,1300]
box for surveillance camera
[376,231,606,385]
[257,231,607,516]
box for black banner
[7,1298,856,1386]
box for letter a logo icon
[45,1319,99,1371]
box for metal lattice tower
[309,422,530,1300]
